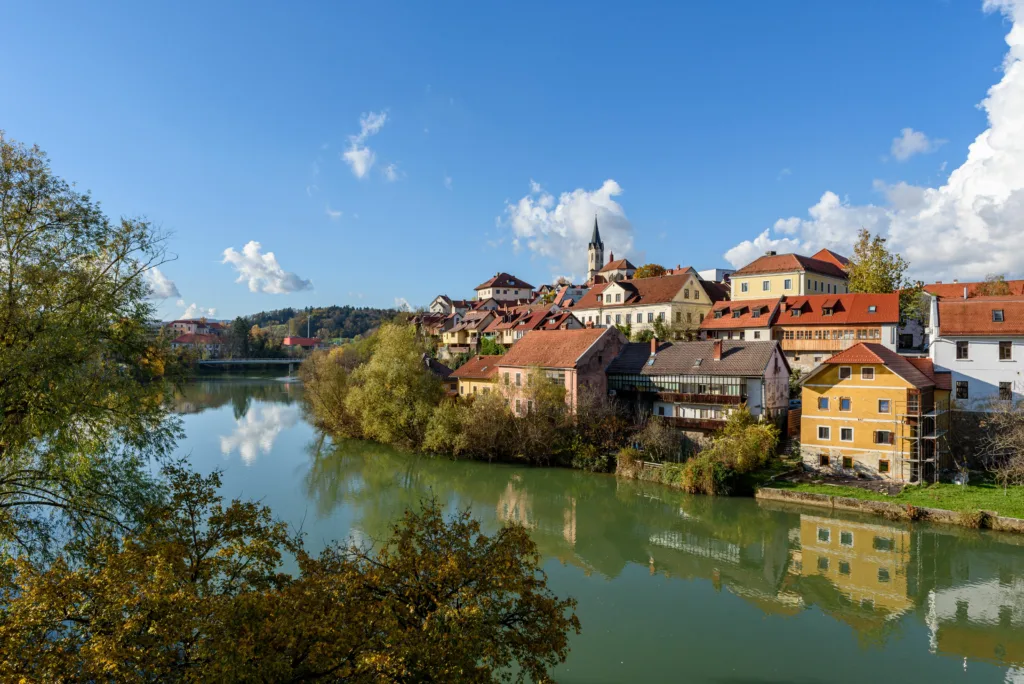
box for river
[172,376,1024,683]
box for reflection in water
[176,379,1024,681]
[220,403,299,465]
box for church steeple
[587,215,604,283]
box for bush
[635,418,684,463]
[570,441,612,473]
[679,452,731,496]
[422,400,469,456]
[615,447,642,479]
[701,407,779,475]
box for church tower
[587,216,604,283]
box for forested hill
[246,305,399,341]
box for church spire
[589,215,603,248]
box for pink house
[495,327,627,415]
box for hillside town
[409,219,1023,486]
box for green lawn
[771,480,1024,520]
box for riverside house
[606,339,790,433]
[450,355,502,396]
[440,310,497,355]
[496,327,627,416]
[799,343,951,483]
[729,251,849,301]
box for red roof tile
[733,253,848,279]
[283,337,321,346]
[810,248,851,269]
[475,272,534,291]
[937,298,1024,336]
[450,355,502,380]
[497,328,618,369]
[701,298,781,330]
[172,333,221,345]
[775,293,899,325]
[906,357,952,391]
[924,280,1024,299]
[599,258,637,273]
[822,343,934,389]
[574,274,708,310]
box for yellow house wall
[457,378,495,396]
[800,363,911,478]
[731,271,848,301]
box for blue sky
[3,1,1021,319]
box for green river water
[173,377,1024,683]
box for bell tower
[587,216,604,282]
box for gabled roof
[810,248,851,269]
[819,343,934,389]
[699,279,730,303]
[701,298,781,330]
[599,257,637,273]
[937,298,1024,336]
[475,272,534,291]
[925,280,1024,299]
[423,354,453,379]
[448,310,494,333]
[906,357,952,391]
[574,274,703,309]
[497,328,618,369]
[733,253,848,279]
[775,293,899,325]
[607,340,786,377]
[451,355,502,380]
[173,333,221,344]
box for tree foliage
[976,273,1012,297]
[977,401,1024,492]
[633,263,666,279]
[249,305,396,341]
[845,229,919,320]
[0,133,177,554]
[479,336,507,356]
[0,466,580,682]
[227,316,251,358]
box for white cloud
[179,301,217,319]
[724,1,1024,282]
[342,110,387,179]
[890,127,946,161]
[220,404,299,466]
[502,179,635,275]
[145,267,179,299]
[326,205,342,220]
[444,175,453,190]
[777,168,792,180]
[383,162,401,181]
[222,241,313,294]
[394,297,412,311]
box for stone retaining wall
[756,487,1024,534]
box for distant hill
[245,305,399,341]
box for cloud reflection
[220,404,299,465]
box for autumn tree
[976,274,1012,297]
[0,466,580,682]
[846,229,919,320]
[0,133,177,554]
[227,316,251,358]
[633,263,667,279]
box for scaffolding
[894,391,951,484]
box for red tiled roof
[810,248,851,269]
[924,280,1024,299]
[599,258,636,273]
[822,343,934,389]
[450,355,502,380]
[475,272,534,291]
[906,357,952,391]
[283,337,321,346]
[497,328,616,369]
[573,274,703,310]
[937,298,1024,336]
[172,333,221,345]
[733,253,848,279]
[775,293,899,325]
[701,298,781,330]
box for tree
[0,133,176,554]
[976,274,1012,297]
[633,263,667,279]
[227,316,251,358]
[977,400,1024,493]
[479,337,506,356]
[0,466,580,682]
[846,229,918,320]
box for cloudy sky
[2,1,1021,317]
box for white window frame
[740,282,749,293]
[762,280,771,292]
[861,367,875,380]
[838,366,852,380]
[784,278,792,290]
[817,426,831,441]
[878,399,891,414]
[840,427,854,442]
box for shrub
[701,407,779,475]
[615,447,642,479]
[679,452,731,496]
[422,400,469,456]
[570,441,612,473]
[636,418,684,463]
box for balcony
[445,344,474,354]
[657,392,745,405]
[778,338,856,352]
[659,416,726,432]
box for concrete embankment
[756,487,1024,533]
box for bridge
[197,358,302,371]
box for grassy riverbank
[770,479,1024,519]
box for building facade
[730,252,849,302]
[450,354,501,396]
[474,273,534,302]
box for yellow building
[450,354,501,396]
[800,343,951,483]
[440,311,495,353]
[730,251,848,301]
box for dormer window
[791,309,801,317]
[822,307,832,316]
[993,309,1005,323]
[714,311,723,319]
[752,309,761,318]
[732,310,742,319]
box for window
[956,341,969,360]
[753,331,761,339]
[615,293,621,303]
[526,400,533,413]
[907,393,919,413]
[868,305,877,313]
[842,456,853,469]
[732,310,741,319]
[784,278,792,289]
[741,282,749,293]
[839,561,851,575]
[1000,382,1013,401]
[658,312,665,321]
[818,397,829,410]
[994,309,1005,322]
[762,280,771,291]
[615,314,621,324]
[840,397,852,411]
[515,399,521,413]
[818,426,831,440]
[874,430,894,445]
[878,399,891,413]
[1000,341,1012,360]
[657,405,665,416]
[879,459,890,473]
[814,280,819,292]
[838,366,852,380]
[840,427,854,442]
[687,313,693,324]
[515,372,521,387]
[818,453,830,467]
[647,312,653,323]
[840,531,854,546]
[460,385,465,395]
[503,372,510,385]
[817,557,829,572]
[872,536,894,552]
[956,381,969,399]
[684,289,690,299]
[625,314,631,324]
[861,367,875,380]
[878,568,891,583]
[675,312,681,322]
[605,294,612,303]
[694,290,699,300]
[817,528,830,543]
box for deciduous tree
[976,274,1012,297]
[846,229,919,320]
[633,263,667,279]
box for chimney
[953,279,959,284]
[609,251,614,263]
[935,280,942,284]
[964,286,968,300]
[779,301,787,313]
[650,336,658,356]
[766,250,777,256]
[713,339,723,361]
